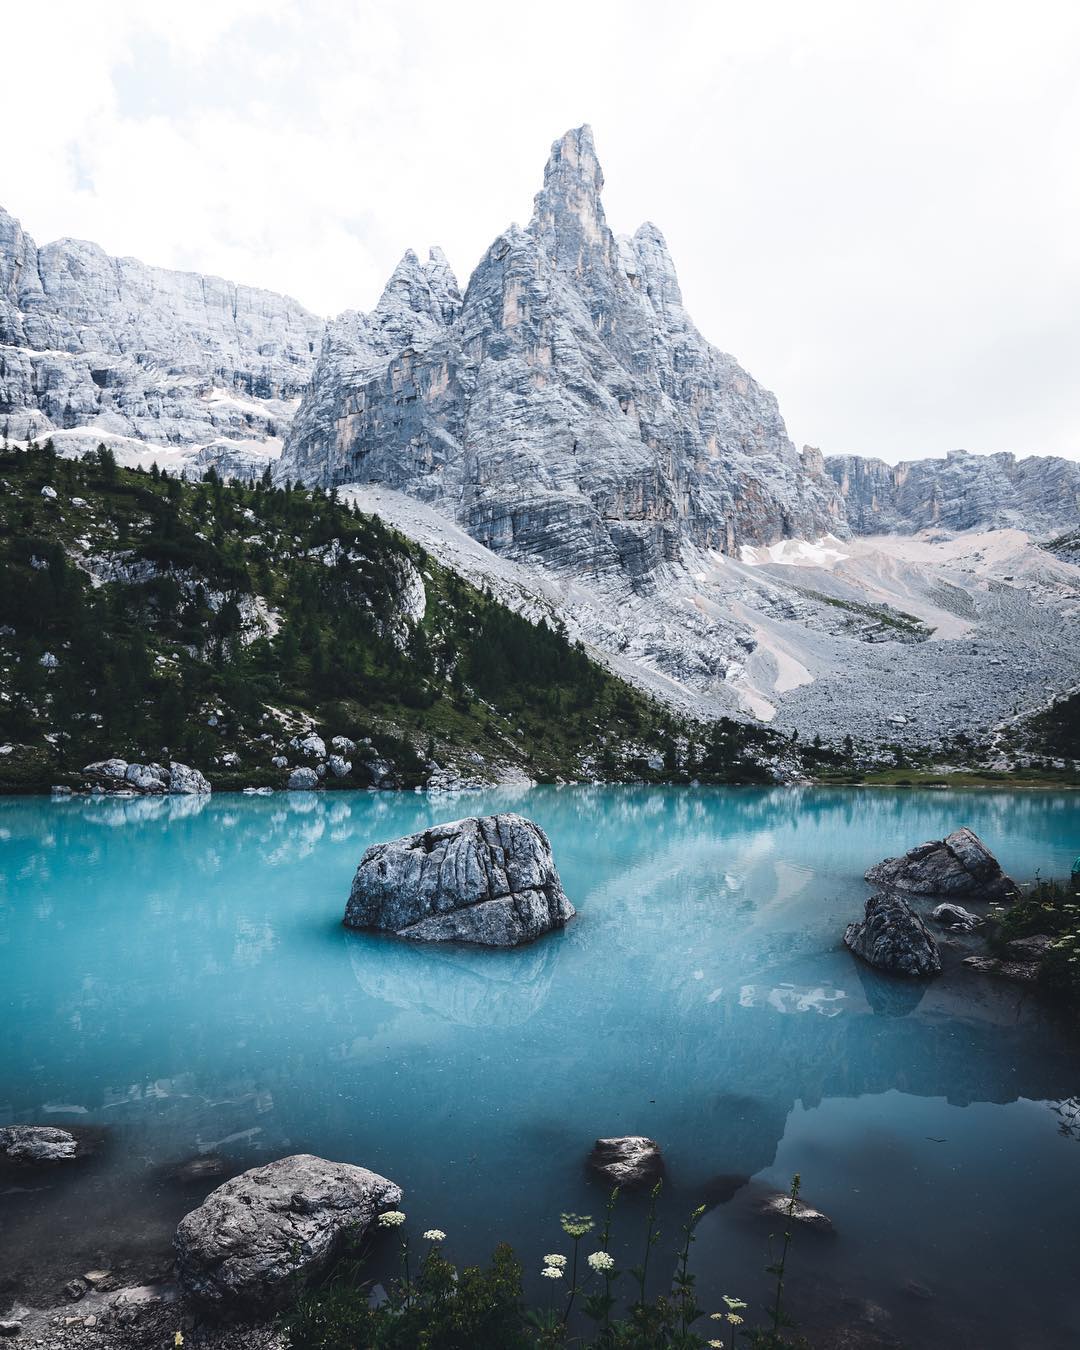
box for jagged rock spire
[529,124,619,276]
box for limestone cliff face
[825,448,1080,536]
[0,206,323,449]
[280,127,847,586]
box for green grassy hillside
[0,442,794,792]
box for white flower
[586,1250,615,1273]
[378,1210,407,1227]
[543,1254,567,1268]
[708,1340,725,1348]
[422,1229,446,1242]
[541,1265,564,1279]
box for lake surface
[1,786,1078,1346]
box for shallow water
[1,786,1078,1346]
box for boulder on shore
[344,813,574,946]
[174,1154,401,1315]
[865,827,1015,900]
[169,761,211,794]
[844,893,942,976]
[83,758,129,782]
[287,766,320,790]
[588,1136,664,1188]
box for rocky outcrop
[343,813,574,946]
[81,758,210,795]
[174,1153,401,1314]
[1,204,322,453]
[0,1125,86,1164]
[844,894,942,976]
[865,828,1016,900]
[825,448,1080,537]
[168,762,211,794]
[280,126,846,588]
[587,1136,664,1188]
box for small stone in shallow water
[587,1136,664,1188]
[758,1192,835,1232]
[962,956,1039,983]
[931,902,981,929]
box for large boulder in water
[174,1154,401,1315]
[844,893,942,977]
[865,827,1015,900]
[344,813,575,946]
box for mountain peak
[529,124,613,274]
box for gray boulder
[124,762,169,793]
[865,828,1015,900]
[344,813,575,946]
[0,1125,82,1164]
[844,893,942,977]
[331,736,357,754]
[588,1136,664,1188]
[290,732,326,759]
[174,1153,401,1314]
[287,766,319,790]
[169,762,211,794]
[931,902,982,929]
[83,758,128,782]
[327,754,352,778]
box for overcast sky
[5,1,1079,462]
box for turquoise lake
[1,786,1078,1346]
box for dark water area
[1,785,1078,1346]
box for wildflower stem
[637,1179,662,1308]
[562,1234,580,1325]
[770,1173,800,1334]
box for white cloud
[4,0,1079,461]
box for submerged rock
[588,1136,664,1188]
[963,955,1040,983]
[344,813,574,946]
[865,828,1015,900]
[0,1125,84,1164]
[174,1153,401,1314]
[758,1192,835,1233]
[844,894,942,977]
